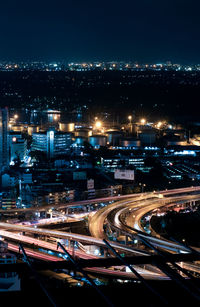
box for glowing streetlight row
[92,115,167,132]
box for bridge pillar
[103,247,110,257]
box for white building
[10,138,27,162]
[32,128,72,158]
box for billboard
[87,179,94,190]
[114,169,134,181]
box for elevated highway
[0,228,166,280]
[0,221,148,256]
[1,185,200,214]
[1,186,200,281]
[89,190,200,254]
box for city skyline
[1,59,200,65]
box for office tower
[32,128,72,158]
[0,108,9,172]
[10,137,27,163]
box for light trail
[7,242,63,262]
[5,238,166,280]
[1,185,200,215]
[0,222,148,256]
[2,186,200,280]
[89,190,200,254]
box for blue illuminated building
[32,128,72,158]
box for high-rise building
[10,138,27,162]
[32,128,72,158]
[0,108,9,172]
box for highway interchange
[1,186,200,283]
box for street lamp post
[128,115,132,133]
[139,183,146,193]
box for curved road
[1,186,200,281]
[89,192,200,253]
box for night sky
[0,0,200,63]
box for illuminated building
[32,128,72,158]
[44,109,61,123]
[0,191,17,210]
[120,137,141,147]
[10,138,27,162]
[59,122,75,132]
[106,131,123,146]
[9,131,22,143]
[89,135,107,147]
[27,125,39,135]
[47,130,54,159]
[102,157,145,170]
[0,108,9,172]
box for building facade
[0,108,9,172]
[10,138,27,162]
[32,129,72,158]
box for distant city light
[140,118,146,125]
